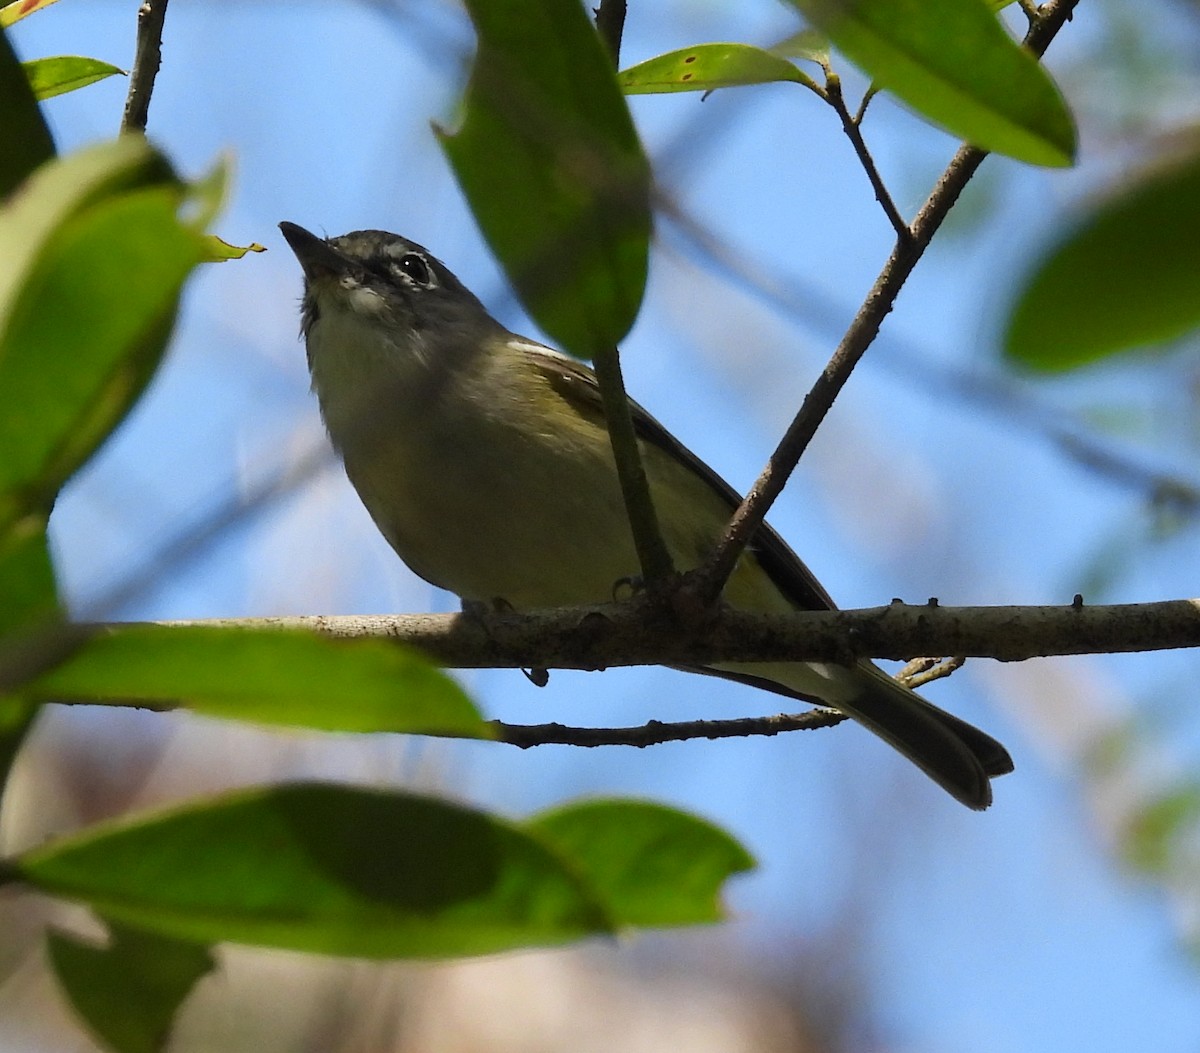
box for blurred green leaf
[529,799,754,926]
[438,0,651,359]
[23,56,124,100]
[16,783,615,958]
[47,921,215,1053]
[0,519,59,803]
[0,517,57,636]
[0,0,64,27]
[23,624,488,737]
[1122,783,1200,875]
[0,695,38,805]
[789,0,1075,166]
[771,28,832,66]
[0,24,54,196]
[619,43,818,95]
[1005,152,1200,370]
[0,138,211,535]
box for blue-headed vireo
[279,222,1013,809]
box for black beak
[279,222,355,282]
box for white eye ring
[395,253,433,287]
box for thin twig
[121,0,170,134]
[853,84,879,125]
[689,0,1081,609]
[825,73,909,239]
[902,655,966,690]
[592,346,677,584]
[494,709,845,749]
[658,198,1200,514]
[588,0,675,584]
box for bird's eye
[395,253,432,287]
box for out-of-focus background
[4,1,1200,1049]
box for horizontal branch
[494,708,846,749]
[164,595,1200,669]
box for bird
[279,221,1013,809]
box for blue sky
[10,1,1200,1049]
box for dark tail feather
[838,664,1011,810]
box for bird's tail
[707,658,1013,809]
[833,662,1013,809]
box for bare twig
[902,655,966,690]
[495,709,845,749]
[588,1,674,584]
[853,84,880,125]
[592,346,677,584]
[658,200,1200,514]
[824,73,909,239]
[121,0,170,134]
[689,0,1081,608]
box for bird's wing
[521,341,838,614]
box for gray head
[280,222,512,443]
[278,223,498,341]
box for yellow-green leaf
[619,43,818,95]
[22,55,124,100]
[0,0,63,27]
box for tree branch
[494,708,846,749]
[688,0,1081,609]
[147,596,1200,669]
[121,0,170,134]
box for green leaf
[1122,783,1200,875]
[0,24,55,196]
[22,624,488,737]
[47,921,215,1053]
[1005,152,1200,371]
[438,0,651,359]
[204,235,266,261]
[23,56,124,100]
[529,799,754,926]
[789,0,1076,166]
[771,29,832,66]
[619,43,818,95]
[0,138,211,534]
[15,784,615,958]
